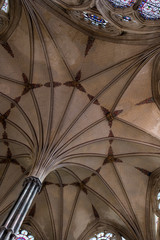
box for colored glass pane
[122,16,131,21]
[1,0,9,13]
[138,0,160,19]
[115,14,132,22]
[83,12,108,27]
[89,231,127,240]
[107,0,134,8]
[89,231,116,240]
[16,230,34,240]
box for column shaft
[0,176,42,240]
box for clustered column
[0,176,42,240]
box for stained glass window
[1,0,9,13]
[156,191,160,210]
[122,16,131,21]
[157,192,160,200]
[83,12,108,27]
[16,230,34,240]
[107,0,134,8]
[138,0,160,20]
[89,231,126,240]
[89,232,116,240]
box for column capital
[23,176,42,193]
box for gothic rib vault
[1,0,160,240]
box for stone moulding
[0,10,9,34]
[78,219,136,240]
[44,0,160,44]
[145,169,160,240]
[152,53,160,111]
[51,0,95,10]
[97,0,160,32]
[22,217,48,240]
[68,9,123,37]
[0,0,22,43]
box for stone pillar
[0,176,42,240]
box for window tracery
[55,0,160,43]
[69,10,122,36]
[107,0,135,8]
[83,12,108,27]
[115,14,132,21]
[16,230,34,240]
[1,0,9,13]
[89,231,126,240]
[138,0,160,20]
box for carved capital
[23,176,42,193]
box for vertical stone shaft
[0,176,42,240]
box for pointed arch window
[1,0,9,13]
[89,231,126,240]
[16,230,34,240]
[138,0,160,20]
[107,0,135,8]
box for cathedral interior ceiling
[0,0,160,240]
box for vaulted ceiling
[0,1,160,240]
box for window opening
[89,231,126,240]
[83,12,108,27]
[107,0,135,8]
[16,230,34,240]
[138,0,160,20]
[1,0,9,13]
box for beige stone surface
[0,1,160,240]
